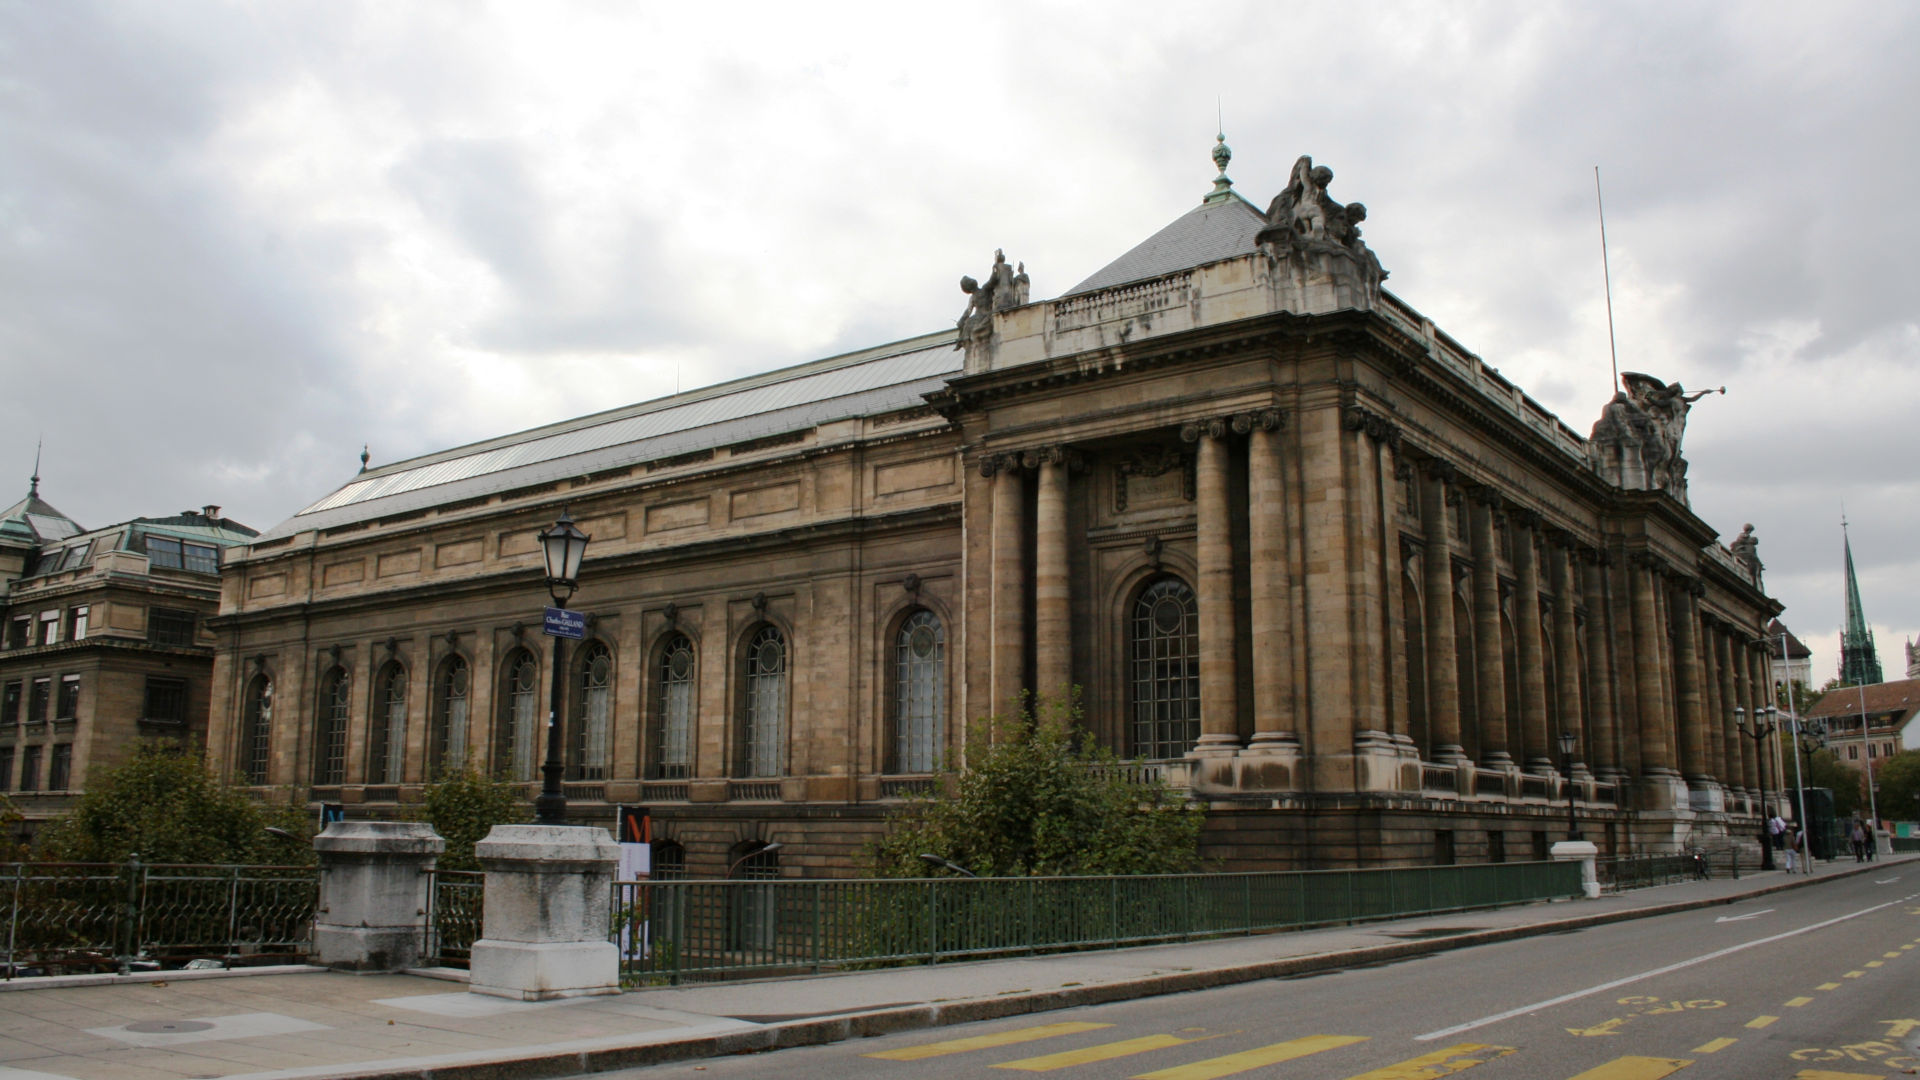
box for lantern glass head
[539,511,591,600]
[1557,730,1577,758]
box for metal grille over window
[741,625,787,777]
[1130,577,1200,759]
[314,668,350,786]
[570,641,612,781]
[433,656,470,776]
[144,676,189,726]
[499,650,539,783]
[368,663,407,784]
[650,840,687,880]
[243,675,273,784]
[892,609,945,773]
[653,634,694,780]
[148,608,197,646]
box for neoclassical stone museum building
[207,145,1784,877]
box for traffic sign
[543,607,585,639]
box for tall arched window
[738,625,787,777]
[651,634,695,779]
[367,662,407,784]
[1130,577,1199,759]
[243,674,273,784]
[498,649,539,782]
[651,839,687,880]
[890,609,945,773]
[313,667,350,786]
[431,655,471,776]
[570,640,612,781]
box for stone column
[1549,538,1586,774]
[1747,643,1768,800]
[1671,582,1711,796]
[1033,449,1072,700]
[1716,628,1744,798]
[1581,553,1621,779]
[313,821,444,972]
[1469,491,1511,768]
[1246,412,1298,757]
[1419,464,1463,762]
[1190,420,1239,755]
[988,456,1026,714]
[1512,514,1551,774]
[1700,615,1726,789]
[469,825,621,1000]
[1629,559,1674,775]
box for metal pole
[534,601,569,826]
[1779,632,1812,874]
[1749,710,1773,871]
[1858,683,1880,839]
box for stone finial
[1205,133,1235,203]
[360,445,370,473]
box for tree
[1874,751,1920,825]
[869,692,1203,878]
[34,742,312,864]
[410,766,529,871]
[1799,747,1864,820]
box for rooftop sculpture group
[1255,154,1386,297]
[956,249,1029,347]
[1588,372,1724,503]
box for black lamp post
[1557,729,1580,841]
[533,510,591,826]
[1736,706,1776,871]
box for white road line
[1415,895,1915,1042]
[1714,909,1773,922]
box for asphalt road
[607,869,1920,1080]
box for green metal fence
[612,861,1582,984]
[422,869,484,967]
[0,861,318,977]
[1893,837,1920,854]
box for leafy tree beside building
[34,743,311,864]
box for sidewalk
[0,857,1900,1080]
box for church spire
[1839,518,1883,685]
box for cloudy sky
[2,2,1914,681]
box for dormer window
[145,536,220,573]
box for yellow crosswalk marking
[1747,1015,1780,1029]
[996,1034,1197,1071]
[1131,1034,1367,1080]
[1566,1057,1693,1079]
[1692,1037,1736,1053]
[1845,970,1866,978]
[1786,996,1814,1007]
[1818,982,1842,990]
[1793,1071,1887,1079]
[1886,952,1903,958]
[863,1021,1113,1061]
[1866,961,1885,968]
[1903,944,1916,950]
[1336,1043,1515,1079]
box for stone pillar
[1246,413,1298,761]
[1629,560,1674,775]
[988,457,1026,714]
[1581,553,1621,779]
[1034,449,1072,700]
[1717,628,1744,799]
[1512,515,1551,774]
[1550,839,1602,899]
[1671,583,1711,795]
[469,825,621,1000]
[1747,644,1768,801]
[1419,464,1463,763]
[1191,421,1239,755]
[1700,615,1725,789]
[313,821,444,972]
[1549,539,1586,775]
[1469,492,1510,768]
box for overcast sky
[2,2,1914,683]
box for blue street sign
[543,607,586,639]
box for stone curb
[285,862,1891,1080]
[0,964,322,993]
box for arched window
[431,655,471,776]
[242,675,273,785]
[570,640,612,781]
[1129,577,1199,759]
[727,841,779,951]
[651,840,687,881]
[313,667,350,786]
[651,634,695,780]
[367,662,407,784]
[890,609,945,773]
[498,649,540,782]
[738,625,787,777]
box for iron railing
[1892,836,1920,854]
[612,861,1582,984]
[422,869,484,967]
[0,860,317,977]
[1595,850,1745,892]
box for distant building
[1767,619,1814,692]
[1838,525,1883,686]
[1806,677,1920,809]
[0,474,256,830]
[1905,638,1919,680]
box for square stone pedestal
[468,824,621,1001]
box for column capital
[1419,455,1458,483]
[1468,483,1505,510]
[1508,507,1543,531]
[1342,405,1403,446]
[1179,417,1231,442]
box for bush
[869,691,1202,878]
[410,766,529,871]
[34,742,311,865]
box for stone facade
[206,147,1785,874]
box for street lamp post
[1856,683,1881,847]
[1736,706,1775,871]
[533,510,591,827]
[1557,728,1580,841]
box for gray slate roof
[258,330,962,541]
[1067,192,1267,295]
[0,491,81,543]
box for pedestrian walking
[1783,825,1798,872]
[1768,814,1786,852]
[1851,820,1867,862]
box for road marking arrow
[1881,1019,1920,1039]
[1715,909,1774,922]
[1875,877,1899,884]
[1567,1018,1628,1037]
